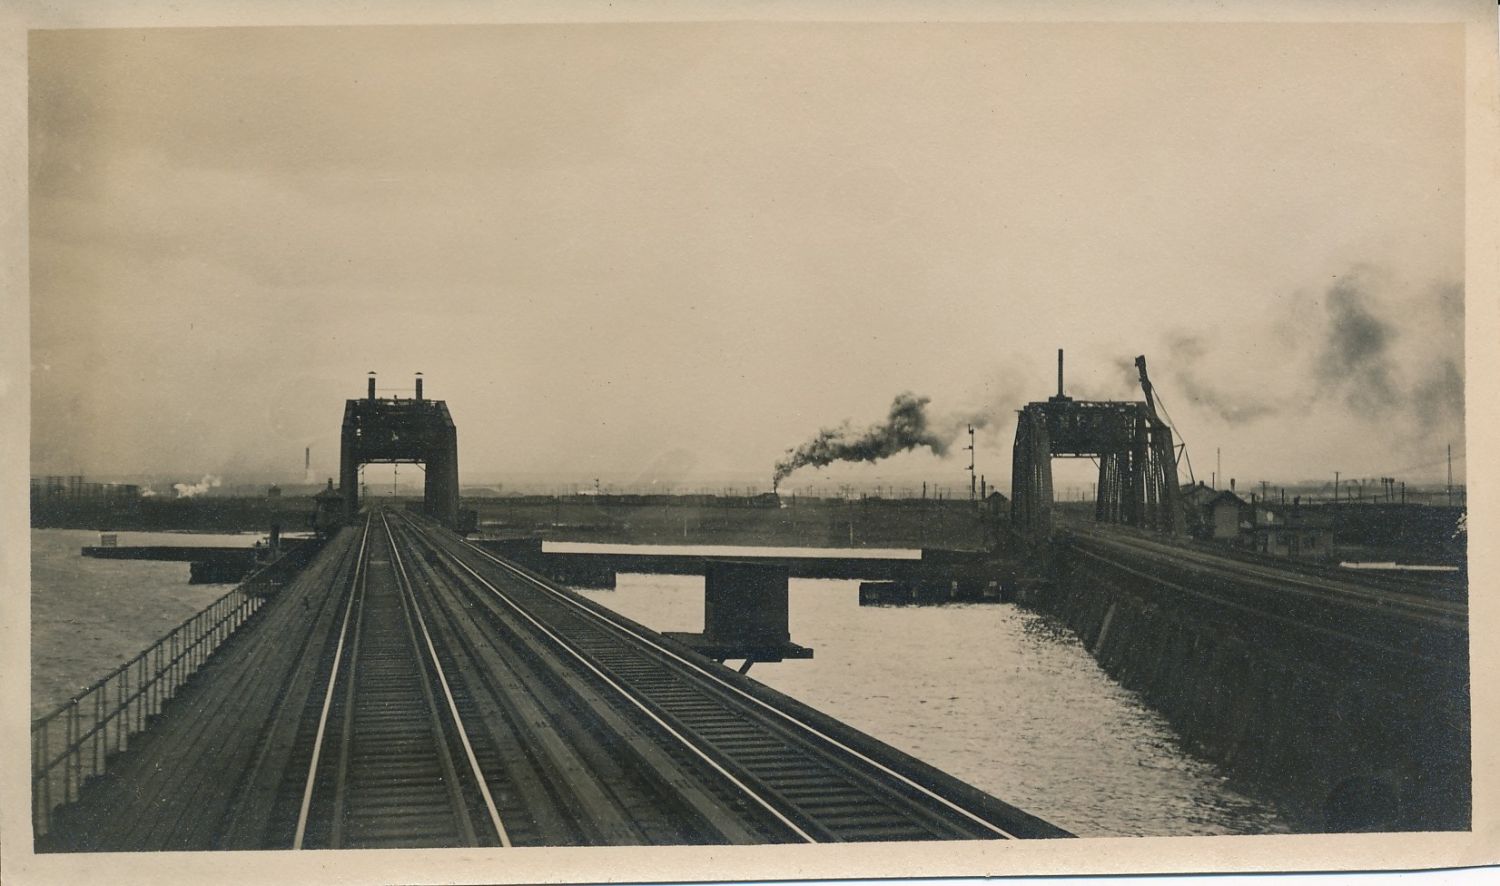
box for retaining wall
[1019,542,1470,833]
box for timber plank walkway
[42,527,363,851]
[39,512,1066,850]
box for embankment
[1018,540,1470,833]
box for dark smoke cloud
[1162,330,1278,424]
[1414,357,1464,425]
[774,392,952,486]
[1161,271,1464,441]
[1176,376,1278,423]
[1165,331,1207,362]
[1412,280,1465,426]
[1316,273,1400,411]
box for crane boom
[1134,355,1159,421]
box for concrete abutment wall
[1018,544,1470,833]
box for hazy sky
[29,23,1466,492]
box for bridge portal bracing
[1010,396,1179,538]
[339,374,460,526]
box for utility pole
[966,424,976,502]
[1216,447,1221,490]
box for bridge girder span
[339,393,460,527]
[1010,400,1179,538]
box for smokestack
[415,372,424,401]
[367,371,377,402]
[1057,349,1064,398]
[305,447,310,471]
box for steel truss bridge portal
[1010,357,1180,538]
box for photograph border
[2,1,1496,883]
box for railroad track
[1069,528,1465,630]
[390,509,1065,843]
[283,512,510,849]
[1062,528,1467,674]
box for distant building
[312,479,343,534]
[1205,490,1249,541]
[1250,503,1335,560]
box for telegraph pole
[965,424,976,502]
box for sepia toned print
[4,2,1497,884]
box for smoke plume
[1160,269,1464,443]
[1411,281,1465,426]
[774,393,952,486]
[1163,330,1278,424]
[173,474,223,498]
[1316,273,1399,411]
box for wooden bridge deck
[40,511,1065,851]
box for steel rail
[380,512,513,847]
[327,526,372,849]
[293,515,372,850]
[395,516,818,843]
[1068,544,1462,671]
[398,512,1021,840]
[1072,530,1465,627]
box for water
[29,530,1285,837]
[30,529,263,720]
[577,572,1289,837]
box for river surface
[30,530,1286,837]
[29,529,263,720]
[570,545,1288,837]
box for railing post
[30,541,326,834]
[137,656,146,728]
[65,701,76,803]
[94,689,103,775]
[122,666,131,753]
[73,699,83,802]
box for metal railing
[31,539,322,837]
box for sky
[29,23,1467,494]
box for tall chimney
[415,372,424,401]
[367,372,377,402]
[1057,348,1065,398]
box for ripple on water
[578,573,1288,837]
